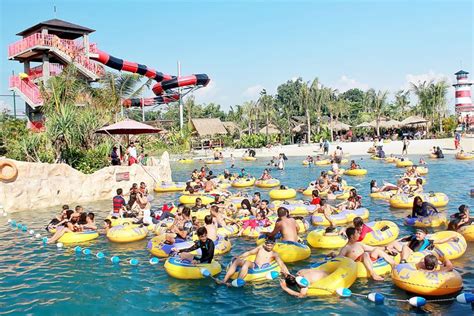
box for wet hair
[241,199,251,210]
[320,199,327,206]
[370,180,376,188]
[195,198,202,204]
[353,216,364,228]
[182,207,191,217]
[75,205,83,212]
[346,227,357,240]
[459,204,468,214]
[204,215,213,224]
[412,196,423,211]
[78,212,87,224]
[66,210,74,219]
[284,274,299,288]
[132,183,138,188]
[254,192,261,197]
[62,204,69,211]
[140,182,145,186]
[416,227,428,234]
[277,207,288,218]
[197,226,207,237]
[104,219,112,227]
[424,254,438,270]
[416,178,423,185]
[325,226,336,233]
[265,236,275,244]
[312,190,319,197]
[447,218,461,231]
[87,212,95,220]
[261,199,269,205]
[117,188,123,195]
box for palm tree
[372,90,388,137]
[431,81,449,133]
[242,100,257,134]
[299,83,311,143]
[394,90,411,119]
[258,89,276,141]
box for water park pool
[1,156,473,315]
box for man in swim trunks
[331,227,395,281]
[279,269,329,298]
[203,215,218,241]
[216,237,289,286]
[416,254,453,272]
[263,207,299,242]
[173,227,215,264]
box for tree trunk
[439,112,443,133]
[288,116,292,144]
[266,115,269,142]
[330,116,334,142]
[376,117,380,137]
[306,105,311,143]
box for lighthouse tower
[453,70,473,124]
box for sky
[0,0,472,116]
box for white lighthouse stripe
[457,78,470,84]
[455,86,472,91]
[455,97,472,104]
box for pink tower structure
[453,70,473,125]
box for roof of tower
[17,19,95,39]
[455,70,469,76]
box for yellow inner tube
[228,255,281,282]
[231,177,256,188]
[369,190,397,200]
[242,156,257,161]
[456,154,474,160]
[391,262,463,296]
[404,213,447,228]
[107,224,148,243]
[205,160,223,164]
[269,188,297,200]
[315,160,331,165]
[178,159,194,163]
[164,257,222,279]
[311,208,370,226]
[396,160,413,167]
[154,182,186,193]
[0,160,18,182]
[344,169,367,176]
[307,229,348,249]
[255,179,281,188]
[361,221,399,246]
[179,195,215,205]
[306,257,358,296]
[356,257,392,278]
[58,230,99,244]
[255,238,311,263]
[458,224,474,241]
[389,193,449,209]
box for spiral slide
[90,50,210,107]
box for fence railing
[9,76,42,105]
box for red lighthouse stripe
[456,90,471,98]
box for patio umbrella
[96,119,162,135]
[333,121,351,131]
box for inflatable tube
[204,160,223,164]
[396,160,413,168]
[0,160,18,182]
[307,257,358,296]
[344,169,368,176]
[217,224,240,238]
[179,195,215,205]
[455,153,474,160]
[231,177,256,188]
[154,182,186,193]
[227,255,281,282]
[391,263,463,296]
[415,166,429,175]
[356,257,392,278]
[302,160,310,166]
[269,200,317,216]
[242,156,257,161]
[307,229,348,249]
[164,257,222,279]
[384,157,397,163]
[370,155,384,160]
[389,193,449,209]
[429,153,438,159]
[367,147,376,153]
[407,177,426,186]
[327,168,345,176]
[369,190,397,200]
[311,208,370,226]
[458,224,474,241]
[106,224,148,243]
[340,159,349,164]
[362,221,399,246]
[315,160,331,166]
[58,230,99,244]
[269,188,297,200]
[190,208,210,222]
[191,234,231,255]
[404,213,447,228]
[178,159,194,163]
[255,179,281,188]
[255,238,311,263]
[147,235,196,258]
[241,224,274,238]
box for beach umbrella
[400,116,429,126]
[96,119,162,135]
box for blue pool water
[1,156,473,315]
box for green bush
[236,133,278,148]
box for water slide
[90,50,210,108]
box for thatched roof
[222,121,240,134]
[259,123,281,135]
[379,119,401,128]
[191,118,227,137]
[332,121,351,131]
[401,116,429,126]
[356,122,374,128]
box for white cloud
[193,80,219,103]
[242,84,265,99]
[334,75,369,92]
[403,70,453,90]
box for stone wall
[0,152,172,213]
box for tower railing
[9,75,43,106]
[28,63,64,81]
[8,33,104,77]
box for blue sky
[0,0,472,115]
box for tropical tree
[430,81,449,133]
[372,89,389,137]
[299,83,311,143]
[258,89,276,141]
[394,89,411,119]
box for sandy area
[186,135,474,160]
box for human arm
[274,252,290,275]
[264,222,282,237]
[433,236,459,244]
[439,257,454,272]
[280,279,308,298]
[174,241,199,253]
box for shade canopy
[356,122,374,128]
[379,119,401,128]
[332,121,351,131]
[259,123,281,134]
[401,116,429,126]
[96,119,162,135]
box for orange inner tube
[0,160,18,182]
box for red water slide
[90,50,210,107]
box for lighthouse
[453,70,473,125]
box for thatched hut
[190,118,228,150]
